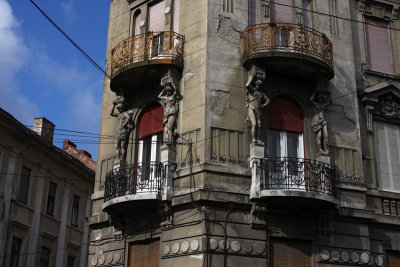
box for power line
[27,0,111,80]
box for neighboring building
[89,0,400,266]
[0,109,95,267]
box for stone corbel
[261,1,270,18]
[250,202,267,229]
[393,6,399,20]
[365,105,375,133]
[249,142,265,199]
[161,144,176,201]
[359,0,366,12]
[294,0,303,24]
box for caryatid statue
[310,92,330,154]
[158,70,182,144]
[245,65,270,143]
[110,96,134,163]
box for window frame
[70,194,80,227]
[17,165,31,205]
[9,236,23,267]
[46,181,57,216]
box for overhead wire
[27,0,111,80]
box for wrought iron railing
[111,31,184,76]
[104,162,166,202]
[259,157,335,196]
[242,23,333,69]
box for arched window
[267,96,304,159]
[137,104,164,166]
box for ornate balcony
[242,24,334,79]
[110,31,184,91]
[102,162,166,212]
[251,157,337,207]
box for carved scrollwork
[373,94,400,120]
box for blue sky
[1,0,110,160]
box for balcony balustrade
[260,157,335,195]
[110,31,184,91]
[103,162,166,211]
[242,23,334,78]
[251,157,336,206]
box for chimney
[63,140,96,171]
[33,117,55,143]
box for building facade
[89,0,400,266]
[0,110,95,267]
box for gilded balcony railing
[259,157,335,196]
[242,23,333,70]
[111,31,184,76]
[104,162,166,202]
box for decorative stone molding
[373,94,400,120]
[338,173,361,184]
[360,0,398,21]
[318,249,377,266]
[382,198,400,216]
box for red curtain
[267,96,303,133]
[137,104,164,139]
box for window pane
[134,12,141,35]
[10,237,22,267]
[67,255,75,267]
[71,194,80,226]
[268,129,281,158]
[287,131,302,158]
[18,166,31,204]
[46,182,57,215]
[173,0,180,33]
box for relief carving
[210,89,231,115]
[158,69,182,144]
[373,94,400,120]
[245,64,270,143]
[110,96,134,163]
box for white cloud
[31,51,102,131]
[0,0,38,124]
[61,0,77,24]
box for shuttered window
[129,239,160,267]
[271,0,293,24]
[149,0,166,32]
[374,121,400,192]
[387,251,400,267]
[270,238,312,267]
[365,17,393,74]
[173,0,180,33]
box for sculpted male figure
[158,71,182,144]
[246,76,270,143]
[110,96,134,162]
[310,92,330,154]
